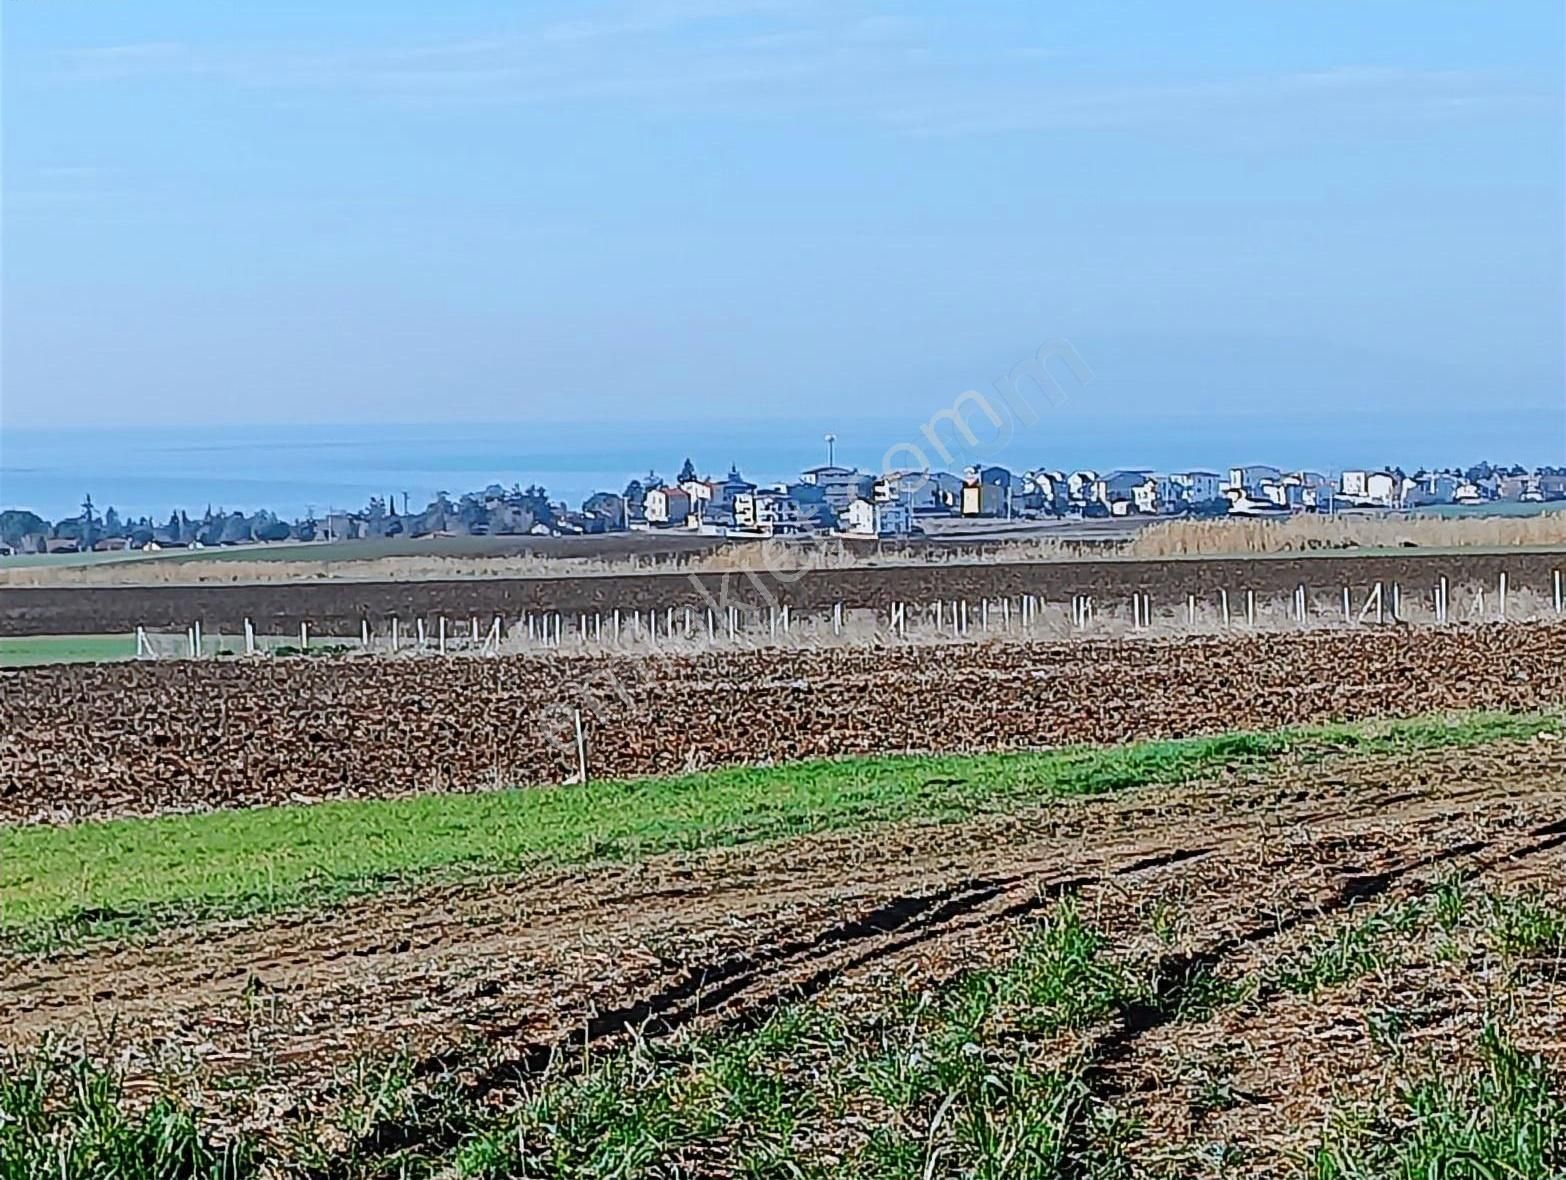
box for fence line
[123,569,1566,661]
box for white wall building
[1419,473,1461,504]
[1340,470,1399,507]
[799,465,866,512]
[926,471,964,510]
[642,487,691,526]
[844,498,912,537]
[734,489,801,535]
[1022,469,1064,513]
[1093,470,1157,514]
[874,470,940,511]
[709,466,756,508]
[1228,465,1282,494]
[1066,470,1098,504]
[1166,471,1224,504]
[679,479,715,512]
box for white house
[1158,469,1227,507]
[1368,472,1399,507]
[1415,472,1460,505]
[734,489,801,535]
[1260,473,1330,512]
[925,471,964,510]
[874,470,941,511]
[642,486,691,526]
[1288,471,1333,511]
[1165,472,1221,503]
[680,478,715,513]
[1228,493,1290,517]
[1066,470,1098,504]
[844,497,912,537]
[1022,469,1065,513]
[1259,480,1299,510]
[1093,470,1157,514]
[1340,470,1399,507]
[1228,466,1282,495]
[709,466,756,508]
[799,465,866,512]
[961,480,1006,517]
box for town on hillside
[2,459,1563,556]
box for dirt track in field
[4,548,1563,636]
[7,735,1564,1164]
[5,623,1566,824]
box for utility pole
[824,432,836,468]
[80,493,96,551]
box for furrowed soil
[4,624,1565,823]
[5,735,1564,1176]
[4,548,1564,636]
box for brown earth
[6,736,1564,1174]
[4,624,1566,825]
[3,549,1563,636]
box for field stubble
[4,730,1565,1177]
[3,623,1565,825]
[5,544,1566,640]
[4,512,1566,590]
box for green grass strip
[1,711,1554,950]
[0,634,138,667]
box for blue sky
[3,1,1562,457]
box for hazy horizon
[5,404,1563,522]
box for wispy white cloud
[47,4,1548,137]
[68,40,185,62]
[5,163,137,218]
[57,39,195,81]
[874,66,1540,138]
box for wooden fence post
[573,709,587,785]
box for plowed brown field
[6,736,1564,1175]
[4,548,1563,636]
[4,623,1565,824]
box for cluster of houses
[624,460,1566,538]
[7,459,1564,556]
[638,463,915,539]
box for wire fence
[124,570,1566,661]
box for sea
[0,420,879,522]
[2,408,1561,522]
